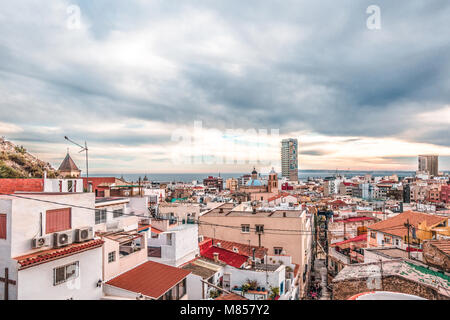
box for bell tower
[268,168,278,193]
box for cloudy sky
[0,0,449,174]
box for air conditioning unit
[53,231,73,248]
[31,236,49,249]
[74,227,94,243]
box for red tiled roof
[14,239,104,270]
[105,261,191,299]
[200,241,248,268]
[331,234,367,247]
[203,237,267,260]
[268,192,291,202]
[368,211,447,238]
[328,200,347,206]
[0,178,44,194]
[215,293,248,300]
[151,226,163,234]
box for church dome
[246,179,263,186]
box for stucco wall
[332,276,448,300]
[17,246,103,300]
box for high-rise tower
[281,138,298,182]
[418,155,439,176]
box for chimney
[213,252,219,263]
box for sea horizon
[81,169,449,183]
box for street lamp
[64,136,89,191]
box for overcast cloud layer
[0,0,449,173]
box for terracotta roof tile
[331,234,367,247]
[203,237,267,259]
[106,261,190,299]
[368,211,446,238]
[215,293,248,300]
[14,239,104,270]
[200,239,249,268]
[426,240,450,255]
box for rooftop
[331,234,367,247]
[14,239,104,270]
[367,247,410,259]
[425,240,450,256]
[215,293,248,300]
[105,261,191,299]
[368,211,447,238]
[181,262,218,279]
[333,260,450,297]
[200,240,249,268]
[58,153,80,172]
[203,237,267,260]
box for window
[0,214,6,239]
[255,225,264,233]
[395,238,400,246]
[241,224,250,233]
[46,208,71,234]
[54,262,79,285]
[108,251,116,263]
[274,247,283,255]
[370,231,377,239]
[384,236,392,244]
[68,180,73,192]
[95,209,107,224]
[113,209,123,218]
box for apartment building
[0,192,103,300]
[198,201,312,298]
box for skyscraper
[281,138,298,182]
[418,154,439,176]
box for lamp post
[64,136,89,191]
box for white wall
[225,264,285,294]
[17,246,103,300]
[8,193,96,258]
[43,178,83,193]
[0,199,16,299]
[148,224,199,267]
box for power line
[0,192,437,237]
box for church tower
[268,167,278,193]
[58,150,81,178]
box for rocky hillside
[0,137,59,178]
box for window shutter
[0,214,6,239]
[46,208,71,233]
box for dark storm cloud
[0,0,449,152]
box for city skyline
[0,1,449,173]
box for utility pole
[379,258,384,291]
[404,219,411,259]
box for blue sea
[85,170,422,183]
